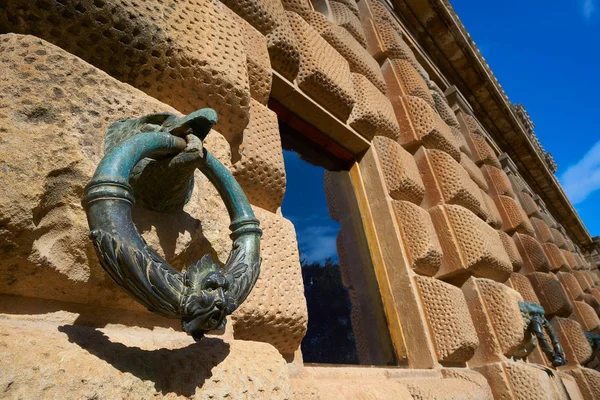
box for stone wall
[0,0,599,399]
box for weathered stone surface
[231,100,286,213]
[348,73,400,140]
[527,272,573,318]
[429,205,512,283]
[558,272,585,302]
[392,95,461,161]
[220,0,301,82]
[481,165,514,198]
[328,1,367,48]
[280,0,313,18]
[518,191,542,219]
[460,153,489,191]
[415,147,487,220]
[286,12,356,121]
[480,189,503,229]
[498,231,524,272]
[552,228,568,249]
[431,90,460,127]
[462,278,525,364]
[543,242,569,272]
[574,301,600,333]
[0,34,235,311]
[531,217,554,244]
[392,200,443,276]
[494,195,535,236]
[508,273,540,303]
[574,271,593,293]
[551,317,593,366]
[513,233,551,274]
[415,276,479,363]
[1,1,253,143]
[373,136,425,204]
[403,376,494,400]
[383,59,435,109]
[568,367,600,400]
[0,318,291,399]
[465,133,501,168]
[231,208,308,355]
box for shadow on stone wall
[58,325,230,397]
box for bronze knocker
[82,109,261,341]
[518,302,567,367]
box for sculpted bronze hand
[82,109,261,341]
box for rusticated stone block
[286,12,356,120]
[527,272,573,318]
[558,272,585,302]
[477,360,574,400]
[452,126,472,157]
[531,217,554,244]
[518,192,542,219]
[543,242,569,272]
[432,90,460,128]
[231,101,286,212]
[574,301,600,333]
[415,147,487,220]
[462,278,525,362]
[465,133,501,168]
[574,271,593,293]
[480,189,503,229]
[582,293,600,315]
[568,367,600,400]
[552,228,568,249]
[334,0,361,18]
[232,208,308,355]
[6,0,254,143]
[404,375,494,400]
[415,276,479,363]
[460,153,489,191]
[552,317,593,366]
[220,0,301,81]
[0,319,291,399]
[494,195,535,236]
[306,11,387,93]
[508,273,540,303]
[463,114,485,136]
[391,200,443,276]
[370,0,402,35]
[481,165,515,198]
[499,231,524,272]
[373,136,425,204]
[356,0,387,60]
[329,1,367,48]
[392,95,461,161]
[429,205,512,283]
[513,233,551,274]
[280,0,313,18]
[382,59,435,109]
[348,73,400,140]
[564,250,579,271]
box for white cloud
[296,224,339,263]
[560,140,600,204]
[583,0,596,21]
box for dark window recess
[278,117,396,366]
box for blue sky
[450,0,600,238]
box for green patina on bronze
[82,109,262,341]
[518,302,567,367]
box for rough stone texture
[568,367,600,400]
[574,301,600,333]
[574,271,593,293]
[513,233,552,274]
[373,136,425,204]
[1,1,253,144]
[481,165,515,198]
[305,11,387,93]
[231,100,286,213]
[393,95,461,161]
[429,205,512,283]
[551,317,593,366]
[0,34,236,311]
[508,273,540,303]
[0,318,291,399]
[518,191,542,219]
[416,147,487,220]
[231,208,308,355]
[531,217,555,244]
[527,272,574,318]
[348,73,400,140]
[355,0,386,60]
[477,360,572,400]
[552,228,568,249]
[494,195,535,236]
[499,231,524,272]
[403,376,494,400]
[480,189,503,229]
[565,250,580,271]
[328,1,367,48]
[219,0,300,82]
[286,12,356,121]
[392,200,443,276]
[280,0,313,19]
[465,133,501,168]
[460,153,489,191]
[559,372,585,400]
[558,272,585,302]
[291,378,412,400]
[463,278,525,363]
[383,59,436,109]
[544,242,569,272]
[415,276,479,363]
